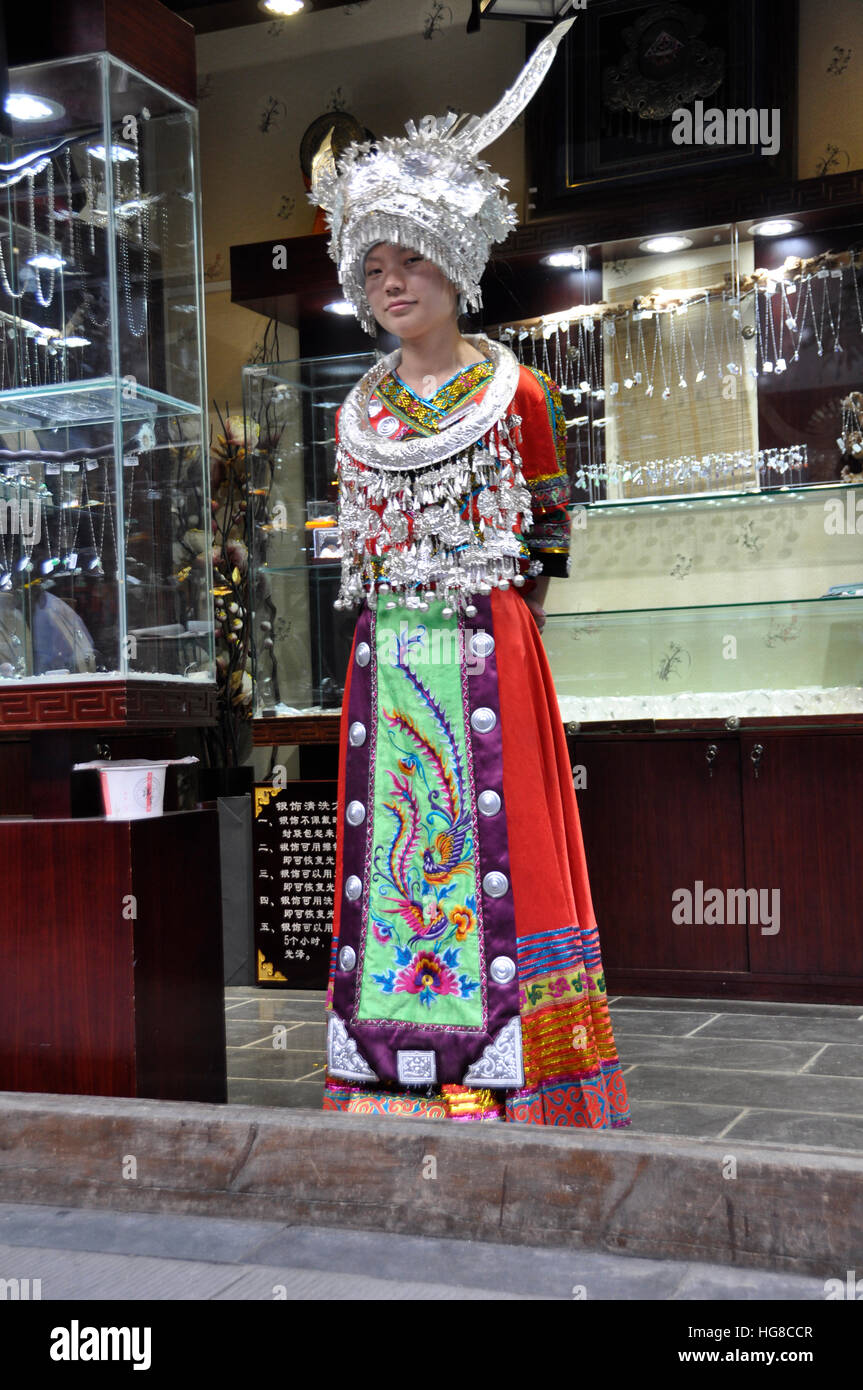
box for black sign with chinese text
[252,780,337,988]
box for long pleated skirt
[323,586,631,1127]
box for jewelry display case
[0,11,228,1103]
[0,51,213,696]
[496,216,863,721]
[245,350,374,719]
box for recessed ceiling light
[541,249,586,269]
[748,219,802,237]
[5,92,64,122]
[258,0,305,15]
[324,300,355,316]
[639,235,693,255]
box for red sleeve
[513,365,571,580]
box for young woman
[313,20,631,1126]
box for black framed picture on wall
[528,0,798,214]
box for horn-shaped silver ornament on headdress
[310,17,576,334]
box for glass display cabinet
[0,15,227,1107]
[244,351,374,718]
[0,52,212,693]
[499,217,863,721]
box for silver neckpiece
[334,335,536,616]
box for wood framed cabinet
[569,722,863,1003]
[0,809,226,1101]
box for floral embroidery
[398,949,458,1001]
[375,360,494,435]
[451,906,476,942]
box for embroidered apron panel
[355,601,485,1029]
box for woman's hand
[521,573,549,632]
[524,596,546,632]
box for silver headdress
[310,18,575,333]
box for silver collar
[337,334,521,471]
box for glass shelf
[0,380,200,431]
[544,597,863,720]
[555,595,863,618]
[582,481,863,512]
[255,562,340,574]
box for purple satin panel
[458,591,520,1044]
[332,601,374,1027]
[332,594,520,1085]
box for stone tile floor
[226,987,863,1152]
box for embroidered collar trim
[338,335,520,471]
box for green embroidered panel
[355,603,484,1029]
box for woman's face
[363,242,458,337]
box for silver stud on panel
[482,870,509,898]
[489,954,516,984]
[470,706,496,734]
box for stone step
[1,1090,861,1279]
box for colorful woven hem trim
[505,1062,631,1128]
[323,1063,630,1127]
[323,1080,504,1120]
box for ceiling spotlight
[748,219,802,237]
[5,92,64,122]
[258,0,305,15]
[324,300,355,316]
[541,248,586,269]
[639,235,694,255]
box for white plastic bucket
[98,762,168,820]
[72,756,198,820]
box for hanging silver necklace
[638,312,658,396]
[656,313,671,399]
[830,264,843,354]
[81,464,104,574]
[766,280,787,373]
[669,309,688,390]
[117,128,151,339]
[622,311,638,389]
[63,465,84,572]
[604,317,620,396]
[28,162,58,309]
[587,316,603,399]
[754,285,770,374]
[0,487,11,588]
[685,295,709,383]
[850,251,863,341]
